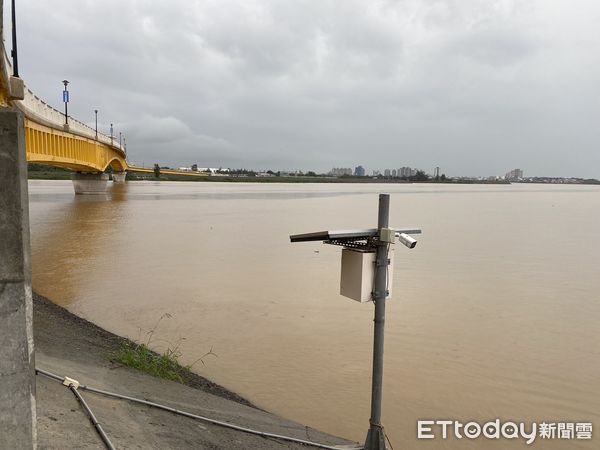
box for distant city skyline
[175,161,540,181]
[169,162,599,183]
[145,158,590,180]
[12,0,600,178]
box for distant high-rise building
[354,165,366,177]
[384,169,391,177]
[434,166,440,178]
[399,166,412,178]
[505,168,523,180]
[392,169,397,177]
[330,167,353,176]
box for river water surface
[28,180,600,449]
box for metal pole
[94,110,98,140]
[119,131,122,148]
[364,193,390,450]
[11,0,19,77]
[62,80,69,125]
[110,123,113,145]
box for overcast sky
[7,0,600,176]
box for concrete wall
[0,109,37,448]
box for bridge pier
[112,171,127,183]
[0,110,37,448]
[72,172,109,194]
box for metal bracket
[325,236,380,251]
[63,376,80,389]
[375,258,391,267]
[380,228,395,244]
[371,290,390,299]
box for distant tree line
[28,163,70,172]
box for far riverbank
[27,162,514,184]
[27,164,600,185]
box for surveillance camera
[397,233,417,249]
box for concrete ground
[34,294,360,450]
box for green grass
[114,341,185,382]
[112,313,216,382]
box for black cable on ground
[69,384,116,450]
[36,368,358,450]
[36,368,116,450]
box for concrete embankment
[33,292,357,449]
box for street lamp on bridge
[94,109,98,140]
[110,123,113,146]
[11,0,20,78]
[119,131,122,148]
[62,80,69,125]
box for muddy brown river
[28,180,600,448]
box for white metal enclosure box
[340,248,394,302]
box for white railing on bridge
[2,46,124,153]
[18,87,123,151]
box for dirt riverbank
[33,292,357,449]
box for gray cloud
[9,0,600,176]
